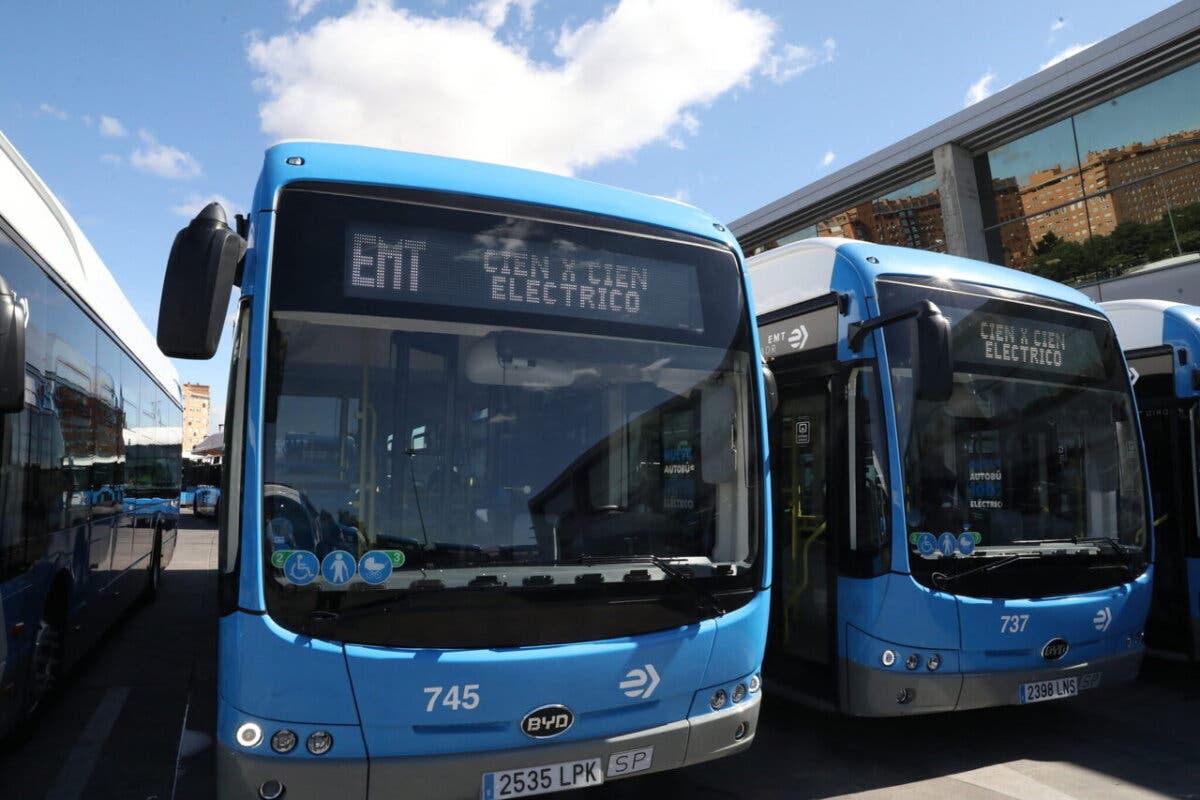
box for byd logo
[1041,638,1070,661]
[521,705,574,739]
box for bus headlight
[270,729,297,753]
[236,722,263,748]
[732,683,747,703]
[905,654,920,670]
[748,674,761,693]
[927,654,942,671]
[710,690,727,710]
[881,649,897,667]
[306,730,334,755]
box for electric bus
[157,142,772,799]
[1101,299,1200,659]
[748,237,1152,716]
[0,130,182,739]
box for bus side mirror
[0,275,26,413]
[914,303,953,402]
[761,361,779,417]
[157,203,245,359]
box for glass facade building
[734,4,1200,288]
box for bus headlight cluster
[710,689,727,710]
[270,729,297,753]
[306,730,334,755]
[236,722,263,748]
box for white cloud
[820,150,834,168]
[38,103,68,120]
[99,115,128,137]
[172,193,240,218]
[760,37,835,85]
[288,0,324,20]
[964,70,996,107]
[130,130,202,180]
[1039,41,1097,71]
[247,0,777,176]
[1050,17,1066,33]
[100,153,122,165]
[472,0,536,30]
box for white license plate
[1019,676,1078,704]
[482,757,603,799]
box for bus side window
[847,367,890,575]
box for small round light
[905,654,920,670]
[285,156,305,166]
[748,674,761,693]
[259,779,285,800]
[236,722,263,748]
[927,654,942,671]
[896,688,913,704]
[732,683,747,703]
[733,721,749,740]
[270,729,297,753]
[710,689,727,710]
[306,730,334,755]
[881,649,897,667]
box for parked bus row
[2,134,1193,800]
[0,131,181,740]
[153,141,1177,800]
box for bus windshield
[259,186,760,647]
[879,277,1149,595]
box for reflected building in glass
[733,4,1200,286]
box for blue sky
[0,0,1177,429]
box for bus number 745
[424,684,481,712]
[1000,614,1030,633]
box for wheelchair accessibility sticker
[283,551,319,585]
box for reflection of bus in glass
[0,131,182,738]
[1101,299,1200,660]
[182,456,222,508]
[158,142,772,798]
[749,238,1152,715]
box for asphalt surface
[2,513,1198,799]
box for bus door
[1138,397,1198,657]
[1129,351,1198,658]
[769,366,837,696]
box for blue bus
[157,142,772,798]
[748,238,1152,715]
[0,131,182,738]
[1101,299,1200,659]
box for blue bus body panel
[220,612,360,725]
[1161,305,1200,400]
[252,142,741,252]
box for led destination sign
[344,221,705,332]
[953,311,1107,379]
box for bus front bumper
[845,648,1142,716]
[217,693,760,800]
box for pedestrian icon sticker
[358,551,394,585]
[938,532,958,556]
[322,551,356,586]
[283,551,319,585]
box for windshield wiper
[931,553,1039,590]
[1081,536,1138,574]
[573,554,726,618]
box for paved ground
[2,514,1198,799]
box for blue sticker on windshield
[957,532,977,556]
[916,532,937,557]
[358,551,394,585]
[283,551,319,585]
[938,532,958,556]
[321,550,356,586]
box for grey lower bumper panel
[845,650,1143,716]
[216,694,760,800]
